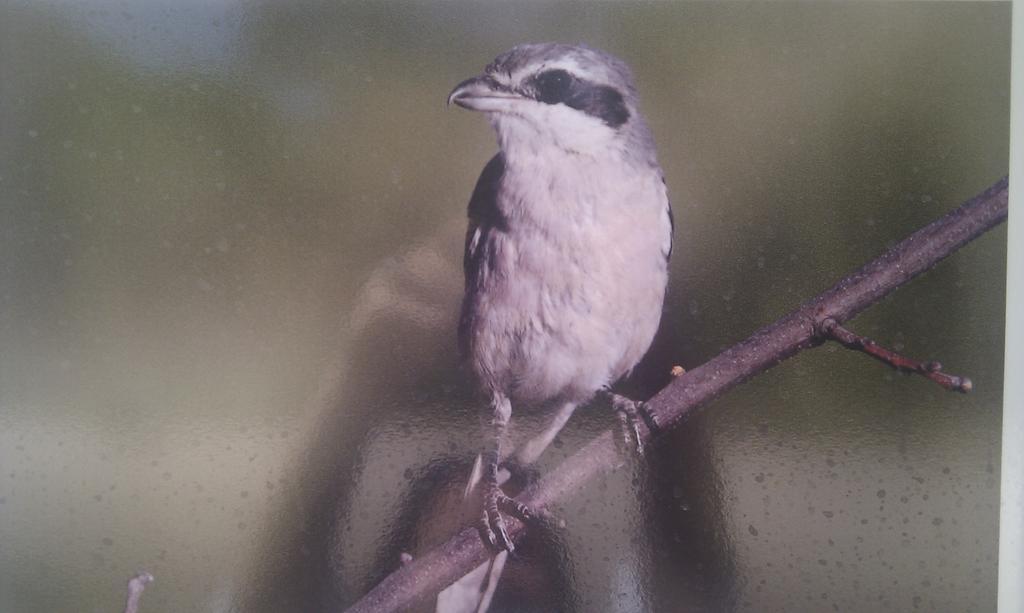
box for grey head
[448,43,657,164]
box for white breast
[467,143,671,407]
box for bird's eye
[533,69,573,104]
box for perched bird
[448,43,673,552]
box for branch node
[816,317,839,341]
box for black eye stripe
[565,84,629,128]
[529,69,630,128]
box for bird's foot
[605,392,650,456]
[480,483,535,553]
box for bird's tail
[436,453,506,613]
[463,453,485,500]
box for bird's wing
[458,153,507,360]
[463,153,507,276]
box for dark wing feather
[458,153,507,360]
[664,176,674,263]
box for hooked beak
[447,75,522,112]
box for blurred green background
[0,2,1008,612]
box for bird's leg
[601,390,654,456]
[480,394,534,553]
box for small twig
[818,318,973,393]
[123,572,154,613]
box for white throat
[489,104,625,160]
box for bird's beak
[447,75,521,112]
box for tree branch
[343,176,1008,613]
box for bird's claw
[480,486,535,553]
[609,394,647,456]
[481,506,513,552]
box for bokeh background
[0,2,1009,612]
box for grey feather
[453,43,674,409]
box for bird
[448,42,673,553]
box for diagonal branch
[343,176,1008,613]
